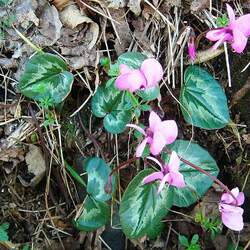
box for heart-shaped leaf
[137,86,160,101]
[108,52,147,76]
[119,169,174,239]
[84,157,115,202]
[180,66,230,129]
[73,195,110,231]
[167,140,219,207]
[91,79,132,134]
[19,53,74,105]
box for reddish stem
[105,156,138,194]
[165,148,238,203]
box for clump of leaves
[195,212,221,238]
[179,234,201,250]
[216,14,229,27]
[0,222,9,241]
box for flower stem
[105,156,138,194]
[13,26,43,54]
[165,148,238,203]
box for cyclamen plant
[17,2,247,242]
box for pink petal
[140,58,163,88]
[226,4,236,24]
[149,111,162,132]
[206,29,228,41]
[167,172,185,188]
[211,33,233,50]
[115,70,146,92]
[150,131,167,156]
[146,156,163,170]
[168,151,180,172]
[142,171,164,184]
[126,124,146,135]
[188,39,196,61]
[236,192,245,206]
[157,174,168,193]
[220,204,244,231]
[155,120,178,145]
[235,14,250,36]
[221,192,234,204]
[119,64,131,74]
[136,137,148,157]
[231,29,247,53]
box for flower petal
[236,192,245,206]
[220,204,244,231]
[211,33,233,50]
[146,156,163,170]
[140,58,163,88]
[235,14,250,36]
[126,124,146,135]
[119,64,131,74]
[157,174,168,194]
[168,151,180,172]
[206,28,228,41]
[155,120,178,145]
[115,69,146,92]
[167,172,185,188]
[149,111,162,132]
[231,29,247,53]
[226,4,236,24]
[136,137,148,157]
[142,171,164,184]
[150,131,167,156]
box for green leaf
[137,86,160,101]
[118,52,147,69]
[91,79,132,134]
[65,161,86,187]
[74,195,110,231]
[191,234,199,244]
[84,157,115,202]
[19,53,74,105]
[108,52,147,77]
[180,66,230,129]
[0,223,9,241]
[119,169,174,239]
[168,140,219,207]
[179,235,189,247]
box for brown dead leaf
[59,1,99,50]
[52,0,70,10]
[0,146,25,174]
[190,0,209,12]
[39,5,62,45]
[18,144,46,187]
[15,0,39,29]
[109,8,132,55]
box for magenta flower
[219,187,245,231]
[206,4,250,53]
[142,152,185,193]
[127,111,178,157]
[115,58,163,93]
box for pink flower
[115,58,163,92]
[219,187,245,231]
[127,111,178,157]
[206,4,250,53]
[142,152,185,193]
